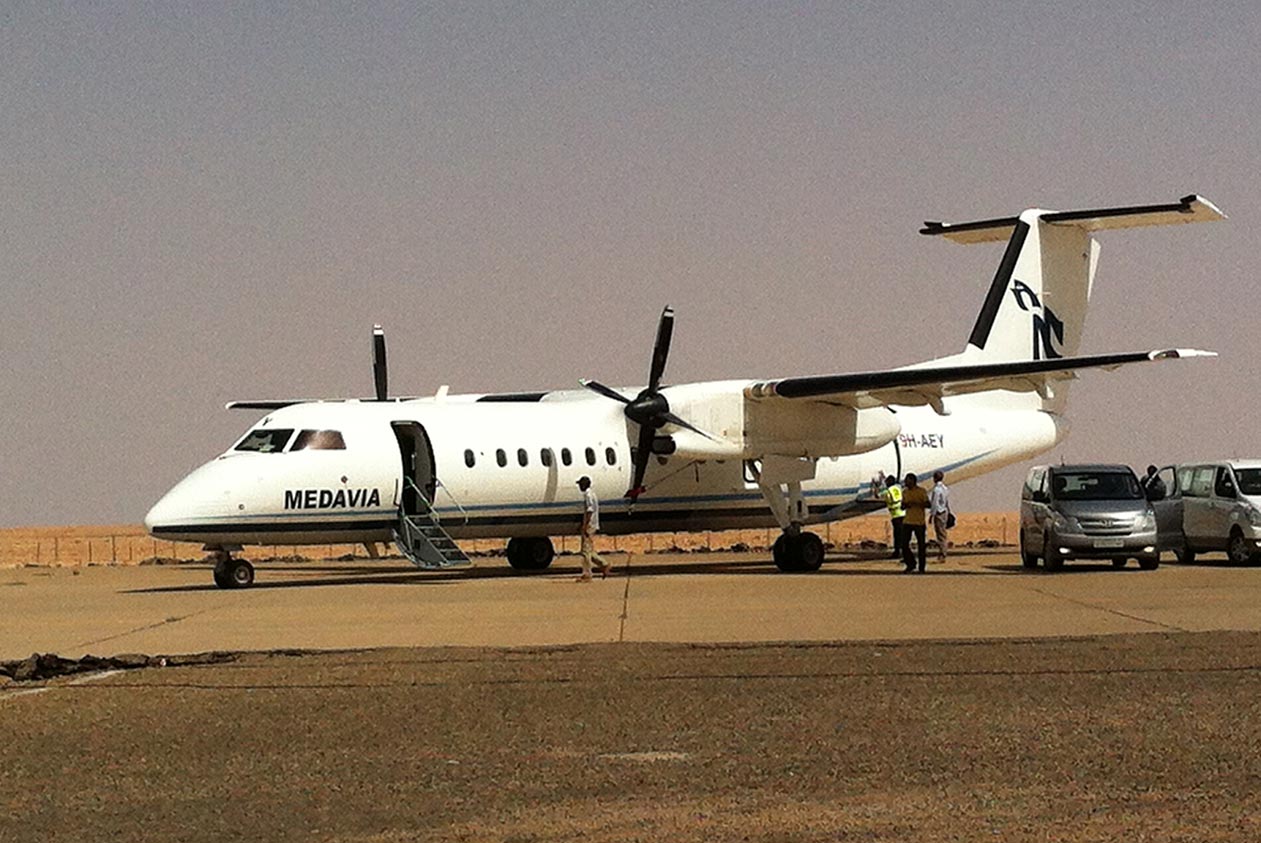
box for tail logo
[1011,280,1064,360]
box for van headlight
[1052,514,1082,533]
[1136,511,1157,531]
[1249,508,1261,527]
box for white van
[1151,461,1261,564]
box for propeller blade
[647,306,674,391]
[372,325,388,401]
[579,378,632,405]
[627,424,655,500]
[660,410,717,441]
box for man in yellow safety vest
[874,474,905,561]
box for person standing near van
[901,473,930,573]
[1140,465,1167,501]
[874,474,905,560]
[930,470,952,560]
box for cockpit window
[234,428,294,453]
[291,430,347,451]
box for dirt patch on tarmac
[3,632,1261,842]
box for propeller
[580,306,713,500]
[372,324,388,401]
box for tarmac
[4,548,1261,841]
[2,548,1260,658]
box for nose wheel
[212,551,255,589]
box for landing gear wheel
[227,560,254,588]
[213,567,231,589]
[1019,530,1039,568]
[506,537,555,571]
[773,532,825,572]
[1042,535,1063,572]
[1227,529,1256,565]
[1111,557,1128,569]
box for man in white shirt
[576,476,611,581]
[930,470,952,561]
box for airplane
[145,194,1225,588]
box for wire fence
[0,513,1019,568]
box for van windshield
[1236,469,1261,496]
[1052,471,1143,501]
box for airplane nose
[143,492,175,535]
[144,459,233,537]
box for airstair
[393,478,470,569]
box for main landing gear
[506,537,555,571]
[753,455,828,573]
[210,548,255,589]
[772,529,825,572]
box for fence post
[54,537,59,563]
[111,535,117,562]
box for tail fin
[919,194,1224,410]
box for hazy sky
[3,2,1258,527]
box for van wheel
[1111,557,1127,569]
[1227,529,1256,565]
[1019,530,1039,568]
[1138,555,1160,571]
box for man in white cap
[576,476,611,581]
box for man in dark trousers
[901,472,930,573]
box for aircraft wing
[745,348,1214,412]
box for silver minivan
[1019,464,1160,571]
[1151,461,1261,564]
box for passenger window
[561,448,572,467]
[517,448,528,467]
[1187,467,1214,498]
[541,448,553,467]
[234,428,294,453]
[496,449,507,468]
[1215,468,1237,498]
[464,449,476,468]
[585,447,596,466]
[605,447,617,466]
[1177,467,1196,496]
[1156,467,1177,496]
[291,430,346,451]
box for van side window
[1177,467,1196,496]
[1156,467,1177,496]
[464,449,476,468]
[1186,467,1214,498]
[496,448,507,468]
[1215,467,1237,498]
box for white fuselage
[144,385,1063,547]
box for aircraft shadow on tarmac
[124,549,1063,593]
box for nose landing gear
[210,548,255,589]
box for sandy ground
[3,549,1261,841]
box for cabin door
[391,422,437,515]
